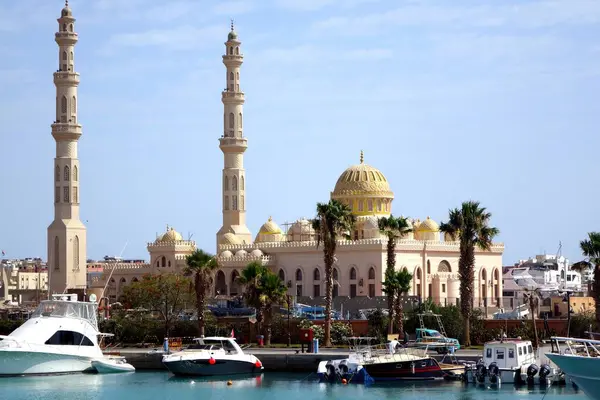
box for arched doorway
[215,270,227,295]
[230,270,240,296]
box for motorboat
[91,356,135,373]
[317,337,464,384]
[0,293,133,376]
[162,336,263,376]
[464,338,560,386]
[546,336,600,400]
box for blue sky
[1,0,599,265]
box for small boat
[546,336,600,400]
[91,356,135,373]
[162,336,263,377]
[464,338,560,386]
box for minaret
[216,22,252,247]
[47,1,87,294]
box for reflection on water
[167,373,264,389]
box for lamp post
[562,290,573,337]
[287,294,291,347]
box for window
[350,267,356,280]
[350,284,357,298]
[367,200,373,212]
[53,237,59,270]
[509,349,514,358]
[45,330,94,346]
[224,176,229,190]
[313,284,320,297]
[232,196,238,210]
[161,256,166,267]
[296,285,303,296]
[72,96,76,113]
[240,176,245,190]
[486,348,492,358]
[232,176,238,191]
[241,195,244,210]
[313,268,320,281]
[368,267,375,279]
[496,349,504,360]
[369,283,375,297]
[62,51,67,60]
[333,284,339,297]
[333,269,338,280]
[229,47,233,55]
[278,269,285,281]
[63,186,69,202]
[442,283,446,293]
[528,344,533,354]
[239,113,243,129]
[69,24,73,32]
[358,201,364,212]
[229,113,234,128]
[296,269,302,281]
[73,165,78,181]
[224,196,229,210]
[55,187,60,203]
[518,347,523,356]
[235,47,239,55]
[62,23,67,31]
[55,165,60,181]
[61,96,67,113]
[73,235,79,270]
[236,72,239,79]
[64,166,70,181]
[229,72,234,80]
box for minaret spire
[216,23,252,248]
[48,2,87,294]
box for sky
[0,0,599,265]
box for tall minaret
[216,22,252,247]
[47,1,87,294]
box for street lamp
[286,294,291,347]
[561,289,573,337]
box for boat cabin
[187,337,243,355]
[483,339,536,368]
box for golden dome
[222,232,242,245]
[417,217,439,232]
[258,217,282,235]
[331,151,393,198]
[158,226,183,242]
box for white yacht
[546,336,600,400]
[0,293,134,376]
[162,336,263,377]
[464,338,559,386]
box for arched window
[72,96,76,113]
[236,72,239,79]
[278,269,285,281]
[132,277,139,283]
[224,176,229,190]
[333,268,339,281]
[55,165,60,181]
[62,23,67,32]
[232,176,238,191]
[350,267,357,280]
[240,176,245,190]
[62,51,67,61]
[241,195,244,210]
[224,196,229,210]
[120,277,126,285]
[73,235,79,271]
[313,268,320,281]
[168,260,171,267]
[61,96,67,113]
[161,256,166,267]
[368,267,375,279]
[232,196,238,210]
[427,260,431,274]
[229,112,234,128]
[156,260,159,267]
[54,237,59,270]
[235,47,239,55]
[73,165,78,181]
[229,47,233,55]
[239,113,243,128]
[296,269,303,281]
[64,166,70,181]
[229,72,234,80]
[69,24,73,32]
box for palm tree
[238,261,269,333]
[185,249,218,338]
[393,269,413,338]
[439,200,499,347]
[523,288,540,349]
[379,215,412,334]
[579,232,600,323]
[259,272,287,346]
[312,199,356,347]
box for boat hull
[163,355,263,377]
[363,357,446,381]
[91,359,135,374]
[0,349,94,376]
[547,353,600,400]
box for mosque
[46,3,504,307]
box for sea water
[0,372,587,400]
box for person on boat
[388,339,399,354]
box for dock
[105,348,481,372]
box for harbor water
[0,372,587,400]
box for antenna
[100,241,129,300]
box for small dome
[235,250,248,257]
[250,249,263,257]
[290,218,315,235]
[228,30,238,41]
[363,216,379,230]
[222,233,242,245]
[158,226,183,242]
[259,217,282,235]
[61,2,72,17]
[220,250,233,258]
[417,217,439,232]
[444,232,458,242]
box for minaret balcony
[53,71,80,85]
[55,32,78,45]
[222,91,245,100]
[51,122,82,140]
[219,137,248,152]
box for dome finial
[65,0,69,6]
[230,18,235,31]
[268,216,272,221]
[360,150,364,164]
[166,223,169,231]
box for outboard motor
[539,364,551,385]
[324,361,337,383]
[338,360,349,377]
[475,361,487,383]
[526,364,539,384]
[488,362,500,384]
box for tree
[392,269,413,337]
[579,232,600,323]
[238,261,269,333]
[121,273,192,337]
[439,200,499,347]
[258,272,287,345]
[523,288,540,349]
[378,215,412,334]
[185,249,218,338]
[312,199,356,347]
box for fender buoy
[209,357,216,365]
[255,360,262,368]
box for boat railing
[550,336,600,358]
[360,343,428,363]
[0,335,32,350]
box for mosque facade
[46,12,504,307]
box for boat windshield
[31,300,98,330]
[188,339,237,352]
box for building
[88,24,505,309]
[47,2,87,294]
[0,259,48,304]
